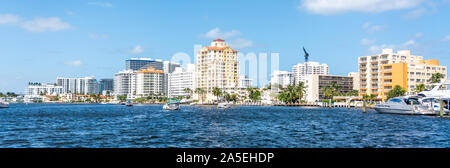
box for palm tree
[184,88,192,99]
[295,82,306,103]
[415,84,426,93]
[195,88,205,103]
[322,86,334,107]
[429,73,445,84]
[212,87,223,102]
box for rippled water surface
[0,103,449,148]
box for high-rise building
[126,58,180,73]
[76,77,99,95]
[292,61,329,84]
[304,75,353,102]
[270,70,293,88]
[56,77,99,94]
[238,75,253,89]
[114,69,136,98]
[135,67,165,97]
[195,39,239,102]
[126,58,162,71]
[99,79,114,94]
[168,64,195,98]
[348,72,360,91]
[56,77,77,94]
[358,49,447,99]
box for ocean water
[0,103,449,148]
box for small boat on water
[125,100,133,107]
[218,102,233,109]
[163,99,180,110]
[0,101,9,108]
[374,97,436,115]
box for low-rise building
[26,83,64,96]
[305,75,353,102]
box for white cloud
[360,38,375,46]
[88,2,113,8]
[402,40,416,47]
[300,0,424,15]
[0,14,72,33]
[131,45,144,54]
[367,40,418,54]
[443,35,450,41]
[89,33,108,39]
[64,60,83,67]
[21,17,72,33]
[200,27,241,39]
[413,32,423,38]
[363,22,386,34]
[229,38,254,49]
[403,8,427,19]
[0,14,20,24]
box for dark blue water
[0,103,449,148]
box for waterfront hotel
[194,39,239,103]
[358,49,447,99]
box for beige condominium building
[358,49,447,99]
[195,39,239,103]
[136,67,165,97]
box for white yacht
[218,102,233,109]
[374,97,436,115]
[0,101,9,108]
[420,80,450,98]
[163,99,180,111]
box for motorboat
[163,99,180,110]
[0,101,9,108]
[125,100,133,107]
[374,97,436,115]
[420,80,450,98]
[218,102,233,109]
[420,97,450,114]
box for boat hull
[374,106,437,115]
[163,104,179,110]
[0,103,9,108]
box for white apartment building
[168,64,195,98]
[292,61,329,84]
[56,77,99,94]
[195,39,239,103]
[270,70,293,88]
[27,83,64,96]
[238,75,253,89]
[114,69,136,98]
[348,72,360,91]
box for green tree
[212,87,223,102]
[195,88,206,103]
[246,88,261,102]
[386,85,406,100]
[415,84,426,93]
[117,95,127,102]
[184,88,192,99]
[429,73,445,84]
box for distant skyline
[1,0,450,93]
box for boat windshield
[405,98,421,105]
[388,98,403,103]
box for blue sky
[1,0,450,93]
